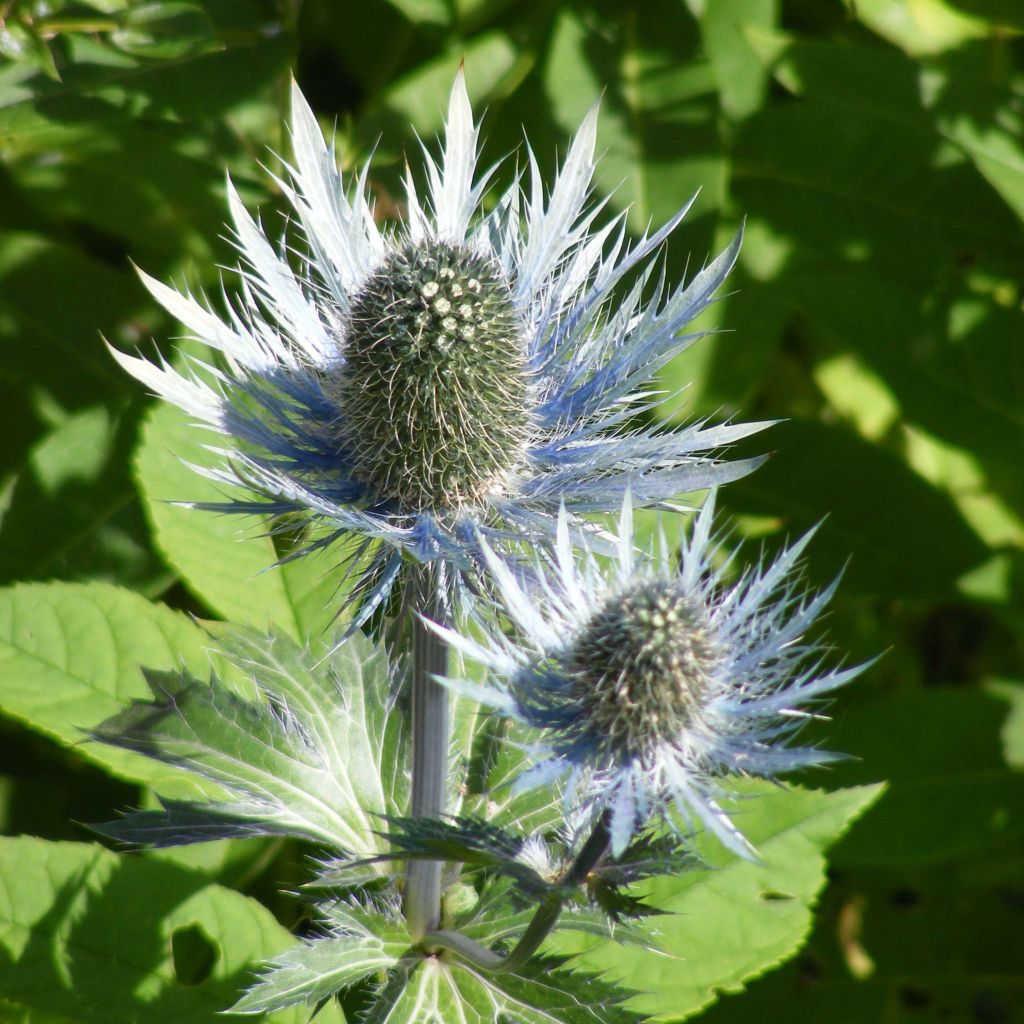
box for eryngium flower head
[432,493,867,858]
[111,72,768,621]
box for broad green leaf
[377,30,516,136]
[111,2,216,59]
[928,49,1024,222]
[945,0,1024,29]
[696,861,1024,1023]
[134,401,342,640]
[827,686,1024,867]
[554,783,882,1021]
[719,34,1024,512]
[0,29,290,152]
[0,580,228,788]
[543,2,724,237]
[0,836,343,1023]
[697,680,1024,1023]
[0,233,131,442]
[93,626,407,857]
[723,419,990,598]
[834,772,1024,867]
[697,0,778,120]
[380,0,451,26]
[854,0,992,54]
[988,680,1024,769]
[0,404,167,593]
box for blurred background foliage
[0,0,1022,1021]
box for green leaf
[695,853,1024,1023]
[0,404,167,593]
[232,903,411,1015]
[543,1,724,236]
[945,0,1024,29]
[134,400,342,640]
[334,814,545,888]
[0,234,131,434]
[854,0,992,54]
[724,419,990,598]
[376,29,516,136]
[721,34,1024,514]
[380,0,451,27]
[834,772,1024,868]
[554,783,883,1021]
[456,877,653,953]
[827,686,1024,867]
[0,29,291,152]
[929,47,1024,222]
[111,2,216,59]
[989,680,1024,770]
[698,0,779,120]
[93,626,407,858]
[461,718,565,837]
[0,836,343,1023]
[0,20,61,82]
[0,580,227,788]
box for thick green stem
[426,810,612,972]
[403,563,450,940]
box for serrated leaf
[0,581,229,788]
[92,626,407,858]
[0,404,167,592]
[363,955,638,1024]
[0,836,343,1023]
[341,815,549,893]
[462,718,565,836]
[553,783,883,1021]
[698,0,778,120]
[543,2,723,235]
[135,401,343,642]
[96,798,273,847]
[232,902,411,1015]
[723,419,990,598]
[989,680,1024,770]
[457,881,652,954]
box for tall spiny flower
[431,493,868,857]
[111,72,769,621]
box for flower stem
[403,562,450,941]
[425,809,612,972]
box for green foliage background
[0,0,1022,1021]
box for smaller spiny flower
[567,581,720,762]
[430,492,869,858]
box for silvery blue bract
[112,72,768,624]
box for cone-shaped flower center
[332,241,530,511]
[567,581,718,760]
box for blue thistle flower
[112,72,769,622]
[430,493,868,858]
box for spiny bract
[112,71,769,622]
[430,492,869,858]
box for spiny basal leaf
[363,955,641,1024]
[231,901,412,1015]
[91,626,407,858]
